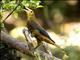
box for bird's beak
[23,7,33,20]
[23,7,35,20]
[24,7,32,12]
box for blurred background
[0,0,80,60]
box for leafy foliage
[0,12,4,30]
[0,22,4,30]
[1,0,43,11]
[0,0,43,30]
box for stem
[2,0,23,23]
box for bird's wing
[37,27,54,41]
[38,27,55,43]
[27,20,55,43]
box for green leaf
[0,22,4,30]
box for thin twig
[2,0,23,23]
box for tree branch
[0,31,34,57]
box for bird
[22,7,68,56]
[24,7,64,50]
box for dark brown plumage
[24,7,55,45]
[27,20,55,45]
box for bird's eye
[31,11,33,13]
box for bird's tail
[53,43,67,55]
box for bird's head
[24,7,36,21]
